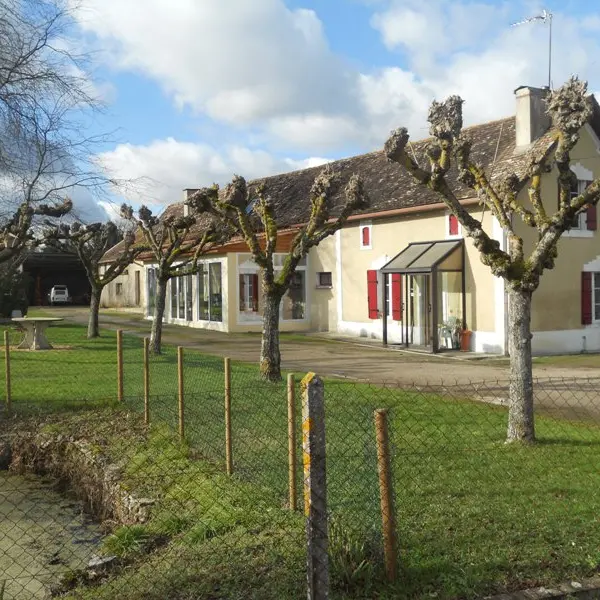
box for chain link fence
[1,321,600,599]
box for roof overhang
[380,239,464,274]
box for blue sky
[67,0,600,217]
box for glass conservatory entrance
[380,239,465,353]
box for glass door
[407,274,432,350]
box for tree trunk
[260,291,283,382]
[87,286,102,339]
[151,277,168,354]
[507,287,535,443]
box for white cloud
[267,114,361,151]
[72,0,353,125]
[362,2,600,140]
[73,0,600,182]
[96,138,330,207]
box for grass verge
[1,322,600,598]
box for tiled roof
[103,101,600,264]
[251,117,559,227]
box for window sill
[315,285,333,290]
[360,245,372,251]
[563,229,594,238]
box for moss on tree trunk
[151,277,168,355]
[260,292,283,383]
[507,287,535,443]
[87,286,101,339]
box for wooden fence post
[302,372,328,600]
[178,346,184,441]
[374,408,398,582]
[143,337,150,425]
[288,373,297,511]
[224,357,233,475]
[116,329,123,402]
[4,331,11,413]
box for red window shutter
[251,274,259,311]
[448,214,459,236]
[362,226,370,247]
[391,274,402,321]
[587,205,597,231]
[582,272,593,325]
[367,270,379,319]
[239,275,246,310]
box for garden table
[11,317,64,350]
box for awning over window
[380,239,463,274]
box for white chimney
[514,86,551,148]
[182,188,199,217]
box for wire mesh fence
[2,320,600,599]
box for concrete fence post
[116,329,124,402]
[4,331,11,413]
[374,408,398,582]
[302,372,328,599]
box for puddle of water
[0,471,104,600]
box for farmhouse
[100,86,600,355]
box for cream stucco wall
[226,252,316,334]
[308,235,337,332]
[331,208,501,350]
[101,262,145,312]
[513,126,600,352]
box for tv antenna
[511,9,553,89]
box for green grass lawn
[2,322,600,598]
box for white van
[49,285,71,305]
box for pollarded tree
[120,204,224,354]
[0,0,118,265]
[384,76,600,443]
[0,198,73,263]
[188,166,369,382]
[47,221,144,338]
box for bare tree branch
[187,167,369,381]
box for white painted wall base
[471,331,504,354]
[532,327,600,355]
[337,321,505,354]
[337,319,405,343]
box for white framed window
[564,164,595,238]
[169,274,193,321]
[594,272,600,323]
[566,179,588,231]
[239,273,259,312]
[197,261,223,322]
[146,267,157,317]
[236,253,308,322]
[360,221,372,249]
[316,272,332,288]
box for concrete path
[41,307,600,388]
